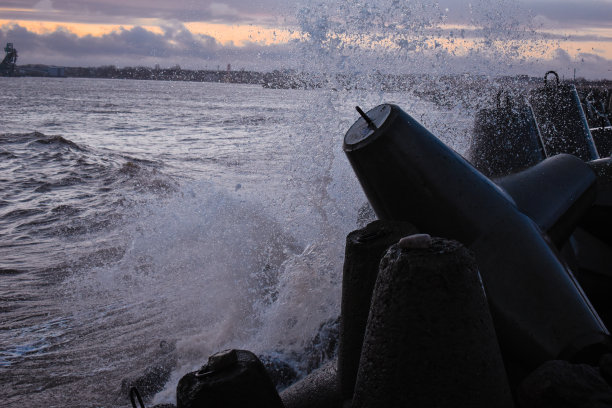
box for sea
[0,75,480,407]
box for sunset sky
[1,0,611,78]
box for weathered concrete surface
[518,359,612,408]
[600,354,612,386]
[353,238,513,408]
[338,220,417,401]
[280,359,342,408]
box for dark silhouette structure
[1,43,17,76]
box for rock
[356,202,376,227]
[254,317,340,393]
[301,317,339,374]
[258,353,298,390]
[518,360,612,407]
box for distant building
[0,43,18,76]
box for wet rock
[257,317,339,393]
[356,202,376,227]
[258,353,298,390]
[301,317,339,374]
[219,316,340,397]
[518,360,612,408]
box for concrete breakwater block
[280,359,341,408]
[518,359,612,407]
[352,238,513,408]
[600,354,612,386]
[338,220,417,401]
[176,349,284,408]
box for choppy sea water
[0,76,478,407]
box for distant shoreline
[7,64,612,91]
[5,65,611,122]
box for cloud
[0,22,297,70]
[525,0,612,29]
[0,0,287,24]
[1,23,218,58]
[433,0,612,28]
[3,0,612,35]
[551,47,572,64]
[34,0,54,11]
[2,0,612,28]
[538,47,612,79]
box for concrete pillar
[353,237,513,408]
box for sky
[1,0,611,78]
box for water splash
[291,0,555,80]
[56,178,350,405]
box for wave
[0,129,180,281]
[31,134,83,150]
[1,131,85,151]
[1,131,176,195]
[86,110,134,114]
[0,268,25,275]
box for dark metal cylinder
[352,239,513,408]
[529,72,599,161]
[338,220,417,402]
[343,104,609,369]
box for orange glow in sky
[0,19,163,37]
[3,15,611,59]
[184,22,301,45]
[0,15,299,46]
